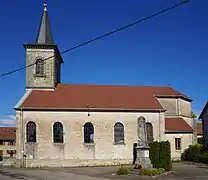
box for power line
[0,0,191,78]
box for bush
[162,141,172,171]
[116,166,130,175]
[181,144,203,162]
[198,153,208,164]
[139,168,165,176]
[149,142,160,168]
[181,144,208,165]
[149,141,172,171]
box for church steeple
[24,2,63,90]
[36,2,54,44]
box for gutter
[156,95,192,102]
[165,130,193,134]
[15,107,166,113]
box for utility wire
[0,0,191,78]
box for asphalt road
[0,162,208,180]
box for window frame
[175,138,182,150]
[114,122,125,145]
[35,59,45,76]
[26,121,37,143]
[146,122,154,145]
[84,122,94,144]
[53,122,64,144]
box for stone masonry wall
[157,98,192,119]
[165,133,193,161]
[25,48,57,89]
[15,111,165,167]
[178,99,192,117]
[157,98,178,116]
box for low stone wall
[2,157,15,167]
[15,159,132,168]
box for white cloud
[0,115,16,126]
[8,115,16,120]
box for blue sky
[0,0,207,126]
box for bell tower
[24,2,63,90]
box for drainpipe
[177,98,179,116]
[20,108,25,167]
[159,111,161,142]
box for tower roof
[36,2,54,44]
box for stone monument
[135,116,152,168]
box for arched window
[114,122,124,144]
[146,122,153,144]
[53,122,64,143]
[84,122,94,143]
[36,59,44,75]
[26,121,36,143]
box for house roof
[0,127,16,140]
[165,117,193,132]
[197,123,203,135]
[18,84,191,111]
[199,101,208,119]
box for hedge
[181,144,208,164]
[149,141,172,171]
[149,142,160,168]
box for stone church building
[15,3,195,167]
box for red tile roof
[0,127,16,140]
[19,84,191,110]
[197,123,203,135]
[165,117,193,132]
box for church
[15,3,195,167]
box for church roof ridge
[57,83,175,88]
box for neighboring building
[0,127,16,158]
[199,101,208,147]
[197,123,203,144]
[15,3,195,167]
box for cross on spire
[44,1,47,11]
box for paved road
[0,162,208,180]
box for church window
[36,59,44,76]
[114,122,124,144]
[84,122,94,143]
[175,138,181,150]
[53,122,64,143]
[26,121,36,143]
[146,122,153,145]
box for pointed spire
[36,1,54,44]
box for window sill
[114,143,126,145]
[83,143,95,146]
[34,74,46,78]
[53,143,65,146]
[25,142,37,145]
